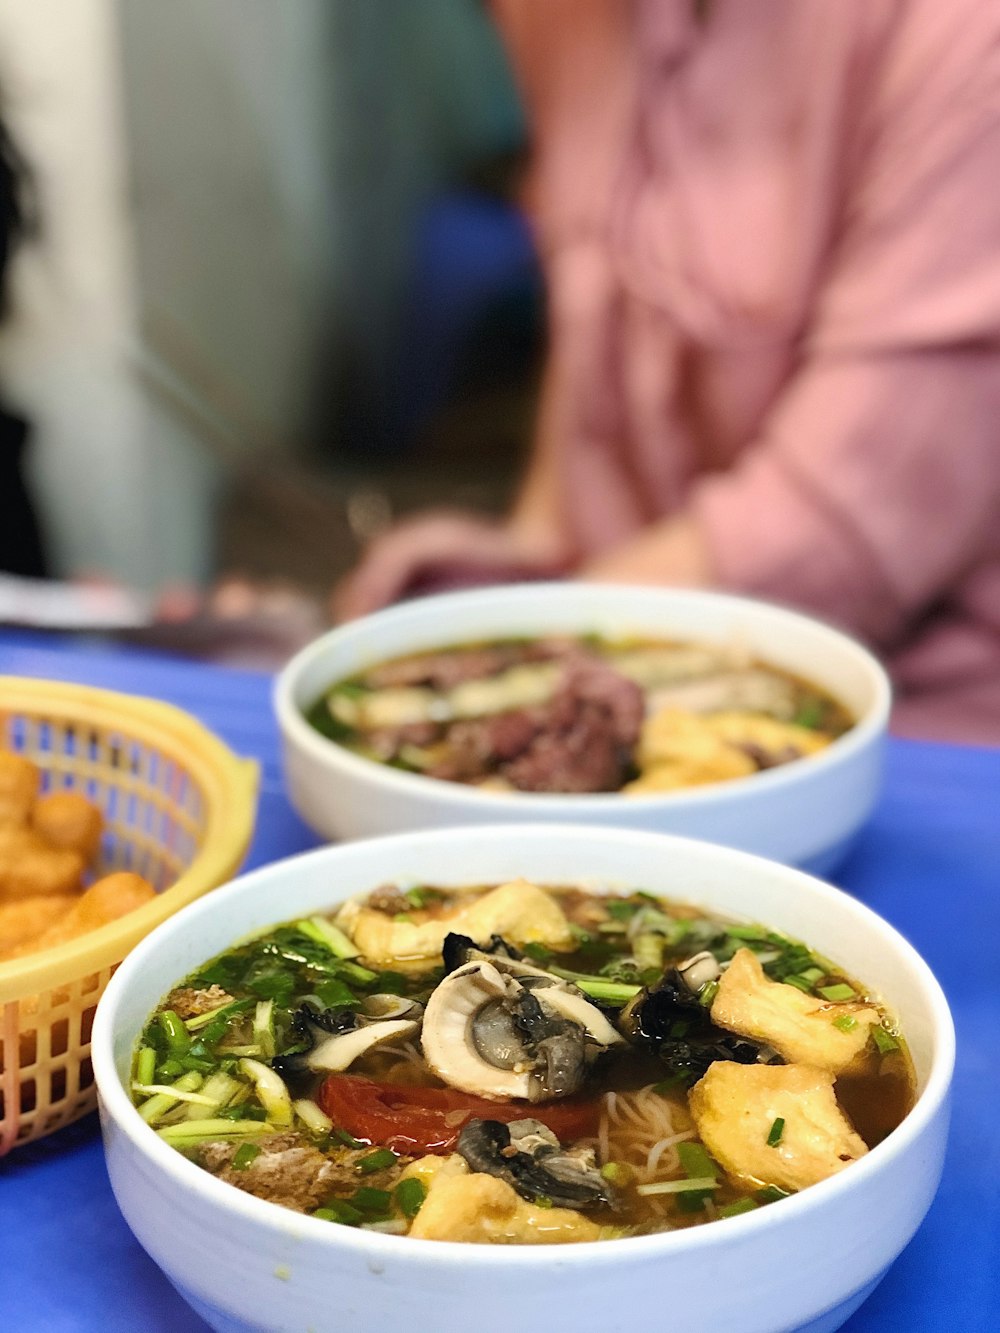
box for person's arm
[584,3,1000,646]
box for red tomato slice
[317,1074,600,1155]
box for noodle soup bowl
[93,824,953,1333]
[274,584,892,874]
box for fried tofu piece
[0,752,40,825]
[2,871,156,960]
[336,879,574,969]
[0,894,78,956]
[31,790,104,862]
[704,712,831,758]
[689,1062,868,1194]
[712,948,880,1074]
[0,824,86,899]
[624,709,756,793]
[404,1155,601,1245]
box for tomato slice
[317,1074,600,1155]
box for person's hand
[332,510,568,622]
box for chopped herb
[871,1026,900,1055]
[782,974,816,994]
[677,1142,717,1180]
[636,1176,719,1196]
[698,980,719,1008]
[766,1118,785,1148]
[314,978,359,1010]
[358,1148,398,1174]
[522,942,554,965]
[793,700,825,729]
[650,1076,685,1096]
[756,1185,792,1204]
[607,899,640,922]
[404,887,442,910]
[392,913,414,925]
[725,924,770,942]
[600,1161,634,1187]
[135,1046,156,1086]
[332,1127,366,1149]
[819,983,856,1002]
[231,1142,262,1171]
[315,1199,364,1226]
[833,1014,859,1033]
[352,1187,393,1216]
[216,1102,267,1122]
[158,1010,191,1058]
[718,1198,758,1218]
[533,1195,554,1209]
[394,1177,427,1219]
[371,971,409,996]
[333,959,379,986]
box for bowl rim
[273,584,893,812]
[92,823,954,1270]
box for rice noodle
[594,1083,697,1186]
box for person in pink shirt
[336,0,1000,745]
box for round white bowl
[93,824,952,1333]
[273,585,892,875]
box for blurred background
[0,0,538,603]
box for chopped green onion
[532,1195,554,1209]
[358,1148,398,1174]
[798,966,825,984]
[315,1199,364,1226]
[184,998,254,1033]
[698,979,719,1008]
[314,978,359,1009]
[293,1098,333,1136]
[756,1185,792,1204]
[131,1083,217,1106]
[392,913,414,924]
[295,916,359,960]
[137,1071,204,1124]
[394,1176,427,1219]
[718,1198,759,1218]
[523,942,555,965]
[253,1000,276,1060]
[549,968,641,1005]
[231,1142,262,1171]
[767,1118,785,1148]
[157,1118,271,1144]
[185,1071,241,1119]
[871,1026,900,1055]
[650,1076,686,1096]
[353,1186,393,1214]
[781,974,815,994]
[636,1176,718,1196]
[633,932,664,973]
[599,1162,634,1187]
[677,1141,717,1180]
[725,924,770,942]
[216,1103,267,1122]
[332,1127,366,1149]
[832,1014,858,1033]
[818,983,856,1002]
[158,1009,191,1058]
[606,899,640,922]
[239,1058,293,1127]
[333,959,379,985]
[793,700,824,729]
[135,1046,156,1087]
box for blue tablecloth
[1,630,997,1332]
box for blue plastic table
[1,631,997,1332]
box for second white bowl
[274,585,891,873]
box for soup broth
[305,635,854,796]
[132,882,912,1244]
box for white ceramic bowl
[274,585,891,874]
[93,824,952,1333]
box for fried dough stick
[0,824,85,899]
[32,791,104,862]
[0,752,40,825]
[2,871,156,962]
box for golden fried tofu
[704,712,831,759]
[624,709,756,794]
[2,871,156,959]
[404,1155,601,1244]
[712,948,880,1074]
[336,879,574,969]
[32,790,104,862]
[0,824,86,899]
[0,893,78,957]
[0,752,40,825]
[689,1062,868,1194]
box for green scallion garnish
[766,1117,785,1147]
[871,1026,900,1054]
[718,1198,759,1218]
[818,983,856,1002]
[231,1142,262,1171]
[756,1184,792,1204]
[393,1177,427,1219]
[358,1148,398,1174]
[832,1014,858,1033]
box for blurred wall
[0,0,519,588]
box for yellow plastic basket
[0,676,258,1154]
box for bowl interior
[280,585,888,729]
[99,825,945,1109]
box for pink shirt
[494,0,1000,744]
